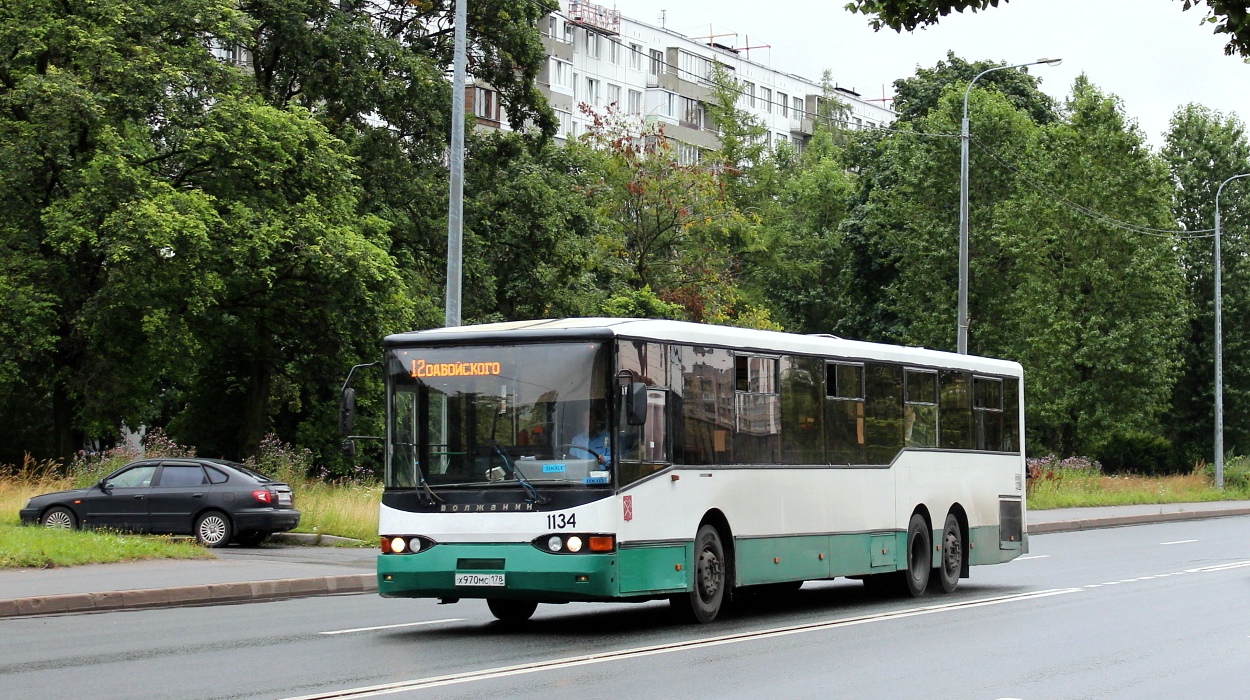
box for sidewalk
[3,501,1249,619]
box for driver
[571,402,611,465]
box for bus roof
[383,318,1022,376]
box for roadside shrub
[1095,432,1177,476]
[243,433,314,485]
[67,428,196,488]
[1213,455,1250,491]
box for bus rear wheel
[487,599,538,623]
[930,513,962,594]
[671,524,728,623]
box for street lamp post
[957,58,1062,354]
[1214,173,1250,488]
[444,0,468,328]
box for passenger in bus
[571,402,611,465]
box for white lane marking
[281,589,1082,700]
[320,619,464,636]
[1014,555,1050,561]
[1160,539,1198,545]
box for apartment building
[484,0,896,162]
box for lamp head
[1038,58,1063,67]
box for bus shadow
[382,579,1035,643]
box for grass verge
[0,523,209,568]
[1027,468,1250,509]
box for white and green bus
[372,318,1026,623]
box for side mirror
[625,382,648,426]
[99,480,113,495]
[339,387,356,436]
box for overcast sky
[612,0,1248,149]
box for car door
[81,463,157,532]
[148,463,210,534]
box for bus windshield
[386,342,611,489]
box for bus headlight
[533,534,614,554]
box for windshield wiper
[492,442,549,505]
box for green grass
[0,523,209,568]
[289,480,381,543]
[1027,466,1250,509]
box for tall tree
[1161,105,1250,462]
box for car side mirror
[339,387,356,437]
[99,480,113,494]
[625,382,648,426]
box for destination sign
[410,358,502,378]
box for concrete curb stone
[1027,505,1250,535]
[0,574,378,619]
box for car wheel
[235,531,269,547]
[42,506,77,530]
[195,511,233,548]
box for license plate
[455,573,505,587]
[277,493,292,506]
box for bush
[1215,455,1250,491]
[1095,432,1177,476]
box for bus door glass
[617,340,670,485]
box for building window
[607,83,621,108]
[792,96,803,117]
[550,58,573,90]
[628,89,643,115]
[680,96,703,128]
[564,22,574,44]
[777,92,788,117]
[760,87,772,113]
[649,49,664,76]
[585,77,600,106]
[585,30,600,59]
[555,110,573,137]
[741,81,755,109]
[608,39,621,64]
[629,42,643,70]
[546,16,558,39]
[678,51,712,81]
[473,87,500,122]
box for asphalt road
[4,516,1249,700]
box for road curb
[0,573,377,619]
[1027,506,1250,535]
[271,532,368,547]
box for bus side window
[939,370,972,450]
[864,363,904,465]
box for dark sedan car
[19,458,300,547]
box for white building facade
[485,0,896,161]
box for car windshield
[386,342,611,488]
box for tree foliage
[846,0,1250,59]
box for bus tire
[902,512,931,597]
[487,599,538,623]
[931,513,962,594]
[672,524,728,623]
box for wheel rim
[943,528,961,577]
[696,546,722,602]
[43,510,73,529]
[198,515,228,545]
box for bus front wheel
[487,598,538,623]
[672,524,728,623]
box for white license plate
[278,493,292,506]
[455,573,505,587]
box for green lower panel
[618,544,691,594]
[377,544,618,602]
[736,535,832,585]
[968,525,1024,565]
[736,532,905,585]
